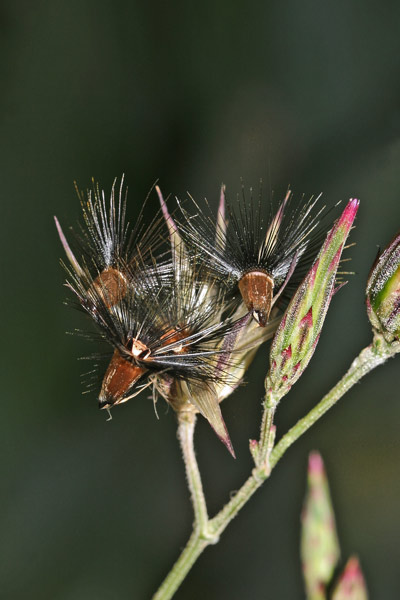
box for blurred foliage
[1,1,400,598]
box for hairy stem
[153,335,396,599]
[177,412,209,530]
[257,390,279,470]
[213,336,393,536]
[153,412,217,600]
[152,532,209,600]
[270,336,393,469]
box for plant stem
[209,468,264,534]
[152,531,209,600]
[257,390,280,469]
[212,337,393,536]
[177,411,209,531]
[152,335,396,599]
[270,337,392,469]
[153,411,217,600]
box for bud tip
[308,451,324,474]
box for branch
[153,334,398,598]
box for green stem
[177,412,209,530]
[153,335,396,599]
[152,531,209,600]
[153,412,217,600]
[209,468,263,534]
[213,337,394,537]
[270,337,391,469]
[256,390,280,469]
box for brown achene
[238,270,274,327]
[92,267,128,308]
[99,329,189,409]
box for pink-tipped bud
[366,230,400,343]
[267,199,359,396]
[301,452,340,598]
[332,557,368,600]
[249,438,259,462]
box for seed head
[155,187,274,455]
[177,185,328,326]
[56,180,275,458]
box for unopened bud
[332,557,368,600]
[267,199,359,396]
[366,231,400,343]
[301,452,340,598]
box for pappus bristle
[100,265,240,388]
[99,262,246,455]
[177,185,328,326]
[59,213,246,453]
[56,179,275,456]
[55,177,166,310]
[75,176,165,272]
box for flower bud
[267,199,359,396]
[366,231,400,343]
[301,452,340,598]
[332,557,368,600]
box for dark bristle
[61,226,245,404]
[177,186,334,318]
[57,178,342,453]
[64,178,169,286]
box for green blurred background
[1,2,400,598]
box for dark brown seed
[99,348,147,408]
[92,267,128,308]
[238,270,274,327]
